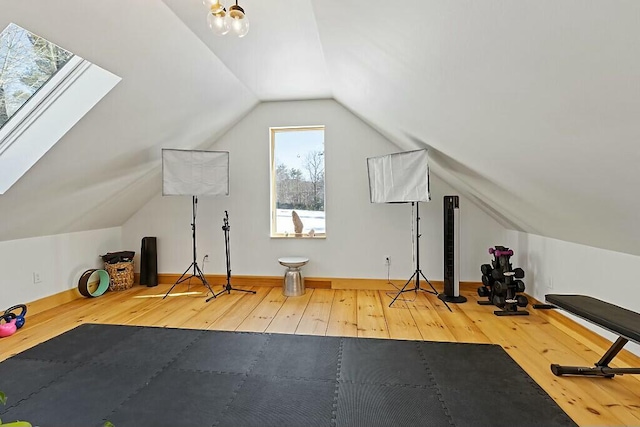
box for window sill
[270,235,326,240]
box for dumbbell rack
[478,246,529,316]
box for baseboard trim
[26,288,81,316]
[143,274,331,289]
[138,274,480,292]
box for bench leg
[551,337,635,378]
[596,336,628,367]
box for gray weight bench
[546,294,640,378]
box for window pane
[272,127,325,236]
[0,23,73,129]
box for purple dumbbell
[494,249,514,257]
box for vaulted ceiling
[1,1,639,257]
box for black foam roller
[140,237,158,287]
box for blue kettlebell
[4,304,27,329]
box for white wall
[122,100,505,282]
[0,227,121,308]
[507,230,640,354]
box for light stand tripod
[164,196,216,301]
[208,211,256,302]
[389,202,451,311]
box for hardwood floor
[2,282,640,426]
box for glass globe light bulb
[227,4,249,37]
[207,10,229,36]
[228,15,249,37]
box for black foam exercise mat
[417,341,540,391]
[90,326,204,371]
[0,358,79,415]
[107,369,244,427]
[0,324,577,427]
[335,382,453,427]
[217,375,336,427]
[439,387,576,427]
[13,323,141,363]
[0,362,159,427]
[251,333,341,380]
[170,330,269,374]
[340,337,434,387]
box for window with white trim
[270,126,325,238]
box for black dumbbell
[493,295,506,308]
[477,287,489,297]
[514,280,525,293]
[493,281,507,296]
[516,295,529,307]
[482,275,494,288]
[481,264,493,276]
[492,269,504,280]
[513,268,525,279]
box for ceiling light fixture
[203,0,249,38]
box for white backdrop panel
[162,149,229,196]
[367,149,430,203]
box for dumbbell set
[478,246,529,316]
[0,304,27,338]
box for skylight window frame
[0,54,85,156]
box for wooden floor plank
[236,287,287,332]
[406,292,457,342]
[380,294,423,341]
[326,290,358,337]
[209,286,271,331]
[266,290,314,334]
[423,292,491,344]
[176,288,252,330]
[356,290,389,339]
[295,289,334,336]
[86,287,173,325]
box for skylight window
[0,23,73,129]
[0,23,121,194]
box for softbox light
[162,149,229,196]
[367,149,430,203]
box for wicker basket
[105,261,135,291]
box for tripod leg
[417,270,438,295]
[418,270,452,312]
[193,263,216,300]
[229,287,256,295]
[163,262,196,299]
[213,281,257,298]
[389,271,418,307]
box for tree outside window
[0,23,73,129]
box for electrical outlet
[32,272,42,284]
[547,277,553,289]
[384,256,391,266]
